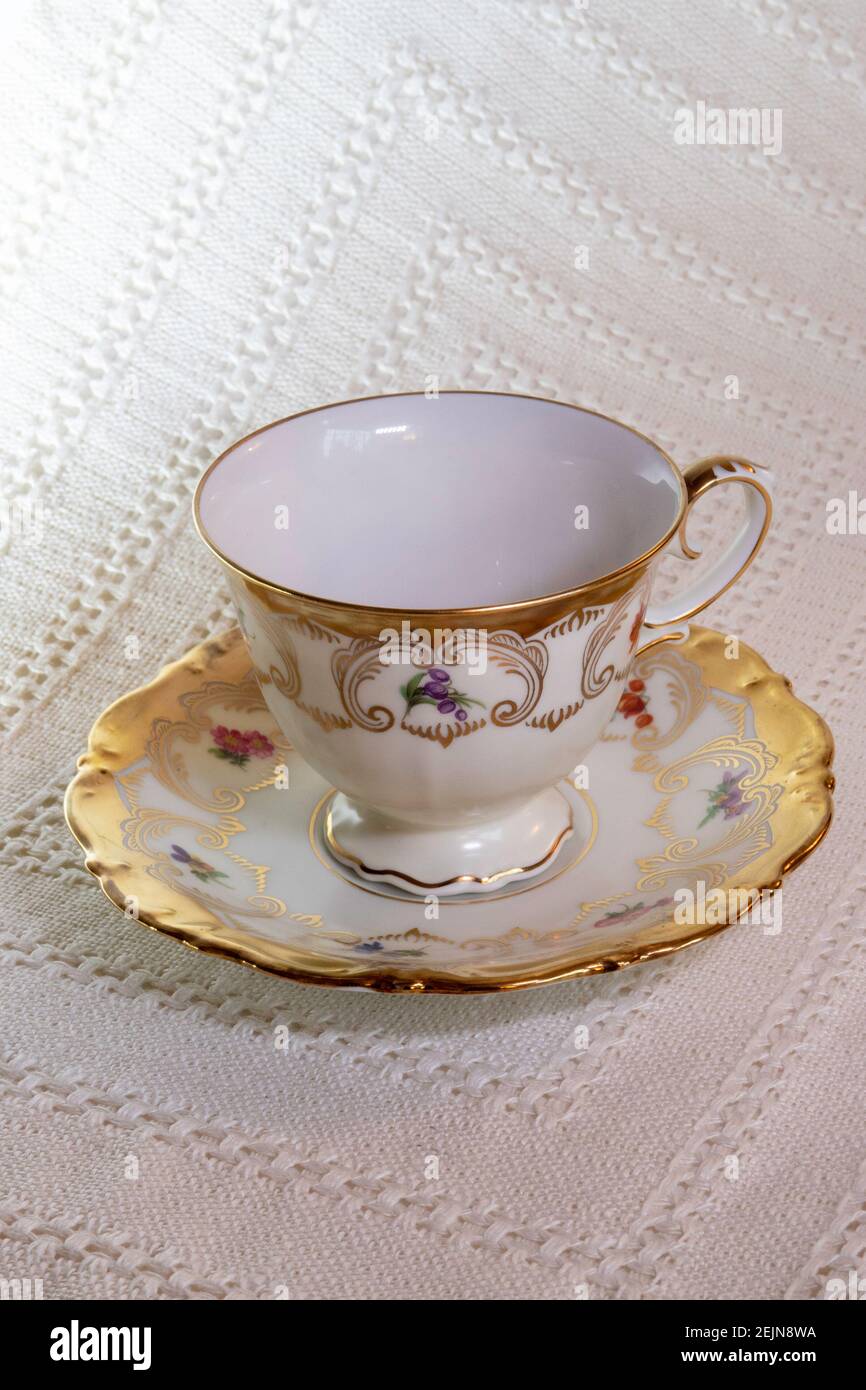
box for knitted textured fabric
[1,0,863,1300]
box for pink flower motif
[243,730,276,759]
[210,725,275,768]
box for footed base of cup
[324,787,574,897]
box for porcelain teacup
[194,391,772,896]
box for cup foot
[323,788,574,897]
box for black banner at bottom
[0,1295,859,1372]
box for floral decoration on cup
[617,678,653,728]
[400,667,486,724]
[629,604,647,648]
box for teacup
[194,391,772,896]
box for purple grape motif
[400,665,486,726]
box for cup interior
[196,392,684,609]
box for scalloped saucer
[64,627,833,994]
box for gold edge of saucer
[63,625,835,995]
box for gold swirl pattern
[581,583,645,701]
[122,809,240,855]
[521,584,649,733]
[120,813,289,926]
[234,577,663,742]
[331,638,396,731]
[281,614,343,644]
[147,722,245,814]
[486,631,549,726]
[288,699,352,733]
[635,736,781,890]
[148,862,288,929]
[628,643,708,752]
[146,672,272,814]
[232,580,303,701]
[260,627,302,702]
[525,700,583,733]
[399,714,487,749]
[542,606,607,640]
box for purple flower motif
[595,896,676,928]
[700,770,748,828]
[399,666,486,726]
[170,843,229,883]
[353,940,426,958]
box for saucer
[64,626,834,994]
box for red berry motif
[617,678,653,727]
[629,605,647,649]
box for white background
[0,0,863,1299]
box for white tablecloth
[1,0,863,1300]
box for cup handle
[635,456,773,653]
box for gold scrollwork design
[148,861,288,926]
[635,736,781,890]
[542,606,606,640]
[487,631,549,726]
[332,639,395,732]
[581,584,643,701]
[525,700,583,733]
[653,736,767,795]
[629,644,708,752]
[400,714,487,749]
[144,675,284,815]
[252,605,302,700]
[147,720,241,815]
[526,604,620,732]
[122,809,241,856]
[124,813,290,922]
[281,614,343,644]
[289,699,352,732]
